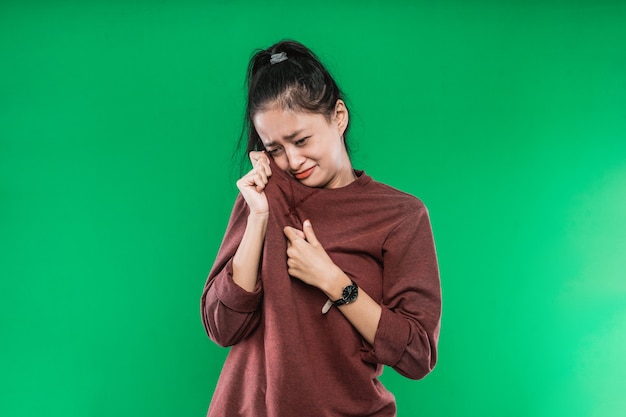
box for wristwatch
[333,280,359,307]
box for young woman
[201,40,441,417]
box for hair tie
[270,52,288,65]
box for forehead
[253,107,328,141]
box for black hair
[238,40,351,163]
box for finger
[250,151,272,176]
[258,155,272,177]
[249,150,265,164]
[237,172,260,191]
[246,167,265,187]
[286,260,300,278]
[283,226,297,242]
[302,219,319,245]
[253,171,268,190]
[254,166,267,185]
[283,226,305,242]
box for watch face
[342,284,358,303]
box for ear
[333,99,349,136]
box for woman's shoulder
[358,172,426,210]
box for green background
[2,1,625,416]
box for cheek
[271,155,290,172]
[325,134,345,160]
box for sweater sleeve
[361,204,441,380]
[200,194,264,347]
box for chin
[299,177,323,188]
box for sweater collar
[267,155,370,195]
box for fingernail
[303,219,311,227]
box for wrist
[322,267,352,301]
[247,211,269,223]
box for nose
[285,146,305,171]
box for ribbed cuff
[366,307,410,366]
[214,259,263,313]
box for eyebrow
[263,129,305,147]
[282,129,304,141]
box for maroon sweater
[201,159,441,417]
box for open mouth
[294,166,315,180]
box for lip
[293,166,316,180]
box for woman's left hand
[283,220,345,293]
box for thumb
[302,219,319,245]
[283,226,305,242]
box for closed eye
[294,137,310,146]
[266,146,284,156]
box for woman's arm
[231,212,268,291]
[322,271,382,346]
[363,206,441,380]
[201,196,264,347]
[200,152,273,346]
[284,207,441,379]
[283,220,382,345]
[231,152,272,291]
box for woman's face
[252,100,354,189]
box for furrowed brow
[282,129,304,141]
[262,130,305,148]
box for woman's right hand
[236,151,272,215]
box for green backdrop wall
[2,1,625,416]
